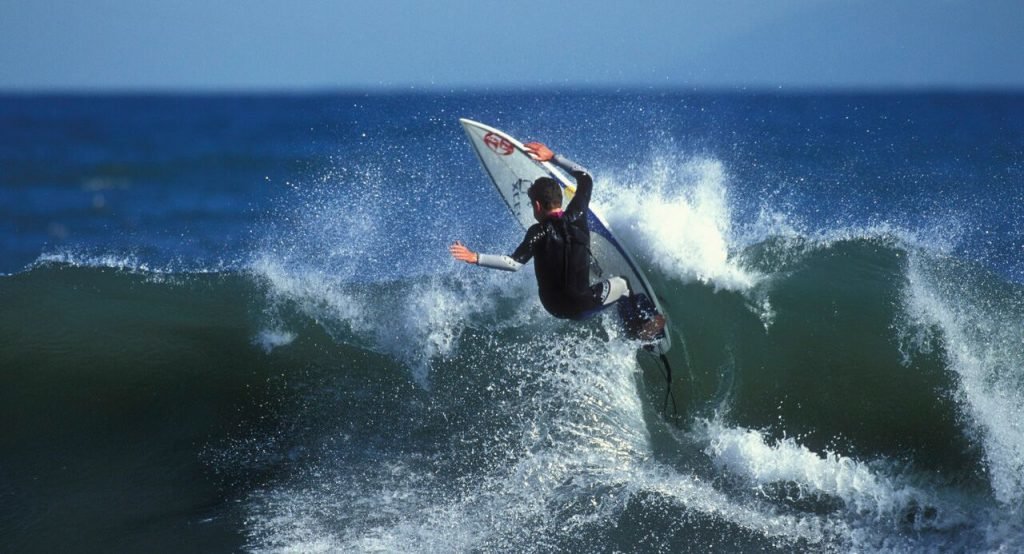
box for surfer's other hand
[449,241,479,264]
[524,142,554,162]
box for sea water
[1,91,1022,552]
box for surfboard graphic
[459,118,671,354]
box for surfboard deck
[459,118,671,354]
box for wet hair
[528,177,562,211]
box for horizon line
[2,82,1023,96]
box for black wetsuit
[512,165,599,318]
[474,156,659,333]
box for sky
[1,0,1022,91]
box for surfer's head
[528,177,562,221]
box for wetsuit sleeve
[477,253,523,271]
[475,225,542,271]
[553,154,592,218]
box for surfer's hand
[449,241,479,264]
[524,142,554,162]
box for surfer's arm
[551,154,590,179]
[478,226,540,271]
[553,154,593,215]
[525,142,593,213]
[450,234,533,272]
[476,254,524,272]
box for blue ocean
[1,91,1023,552]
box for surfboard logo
[483,132,514,156]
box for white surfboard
[459,118,671,354]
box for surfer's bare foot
[636,314,666,341]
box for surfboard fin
[660,353,678,415]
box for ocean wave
[5,152,1023,552]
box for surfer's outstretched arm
[449,240,526,272]
[476,253,524,271]
[450,225,540,272]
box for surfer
[450,142,665,340]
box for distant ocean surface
[1,91,1022,552]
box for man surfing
[450,141,666,341]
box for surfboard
[459,118,671,354]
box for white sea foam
[253,328,297,353]
[244,335,651,552]
[31,248,240,275]
[250,250,545,388]
[243,334,840,552]
[701,412,1024,552]
[600,156,759,292]
[698,419,956,523]
[901,252,1024,506]
[373,275,506,387]
[34,250,160,273]
[252,255,372,337]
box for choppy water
[1,92,1022,552]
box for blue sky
[2,0,1021,91]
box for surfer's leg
[598,276,630,307]
[565,277,631,320]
